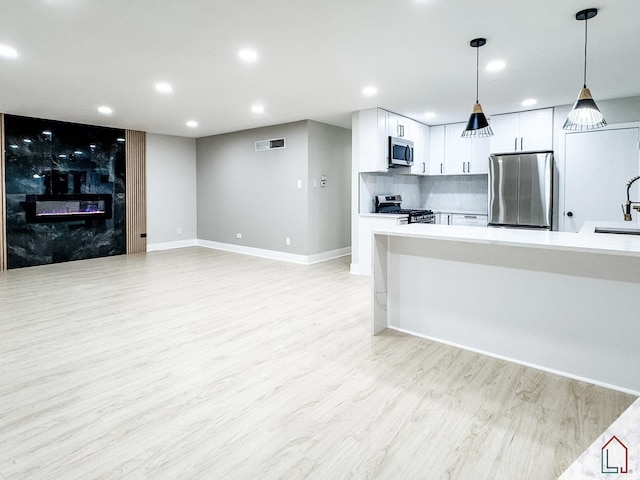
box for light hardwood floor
[0,247,635,480]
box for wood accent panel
[0,114,6,271]
[125,130,147,254]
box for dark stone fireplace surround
[4,114,126,268]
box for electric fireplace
[24,194,113,224]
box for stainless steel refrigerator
[488,151,554,229]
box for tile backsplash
[423,174,488,213]
[360,172,487,213]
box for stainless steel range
[374,195,435,224]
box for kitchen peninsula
[372,223,640,393]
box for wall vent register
[255,138,286,151]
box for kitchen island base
[373,226,640,394]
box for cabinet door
[489,113,519,153]
[469,136,490,174]
[437,213,451,225]
[428,125,446,175]
[388,113,412,140]
[445,122,470,175]
[519,109,553,152]
[411,122,430,175]
[450,214,488,226]
[355,108,389,172]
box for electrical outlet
[285,237,291,246]
[236,233,242,239]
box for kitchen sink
[594,226,640,235]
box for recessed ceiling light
[362,86,378,97]
[98,105,113,115]
[186,120,198,128]
[155,82,173,93]
[486,60,506,72]
[521,98,538,107]
[0,44,19,59]
[238,49,258,63]
[251,104,265,114]
[424,111,436,120]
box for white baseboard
[147,239,198,252]
[196,239,350,265]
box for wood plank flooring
[0,247,635,480]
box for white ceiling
[1,0,639,138]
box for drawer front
[450,214,488,226]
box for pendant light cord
[583,16,588,88]
[475,46,479,103]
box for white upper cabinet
[411,122,430,175]
[428,125,446,175]
[354,108,430,173]
[388,113,414,140]
[443,123,490,175]
[445,122,470,175]
[353,108,389,172]
[490,108,553,153]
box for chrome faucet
[622,175,640,221]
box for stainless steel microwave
[389,136,414,168]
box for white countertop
[372,223,640,257]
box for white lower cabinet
[450,214,488,226]
[437,212,487,226]
[358,215,407,275]
[437,213,451,225]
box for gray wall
[197,121,310,254]
[307,121,352,254]
[196,120,351,256]
[147,133,197,245]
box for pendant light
[462,38,493,138]
[563,8,606,130]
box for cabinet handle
[440,163,443,174]
[520,137,523,150]
[422,162,426,174]
[398,125,404,137]
[467,161,470,172]
[463,162,466,173]
[514,137,517,151]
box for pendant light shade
[463,102,492,137]
[462,38,493,138]
[563,8,607,130]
